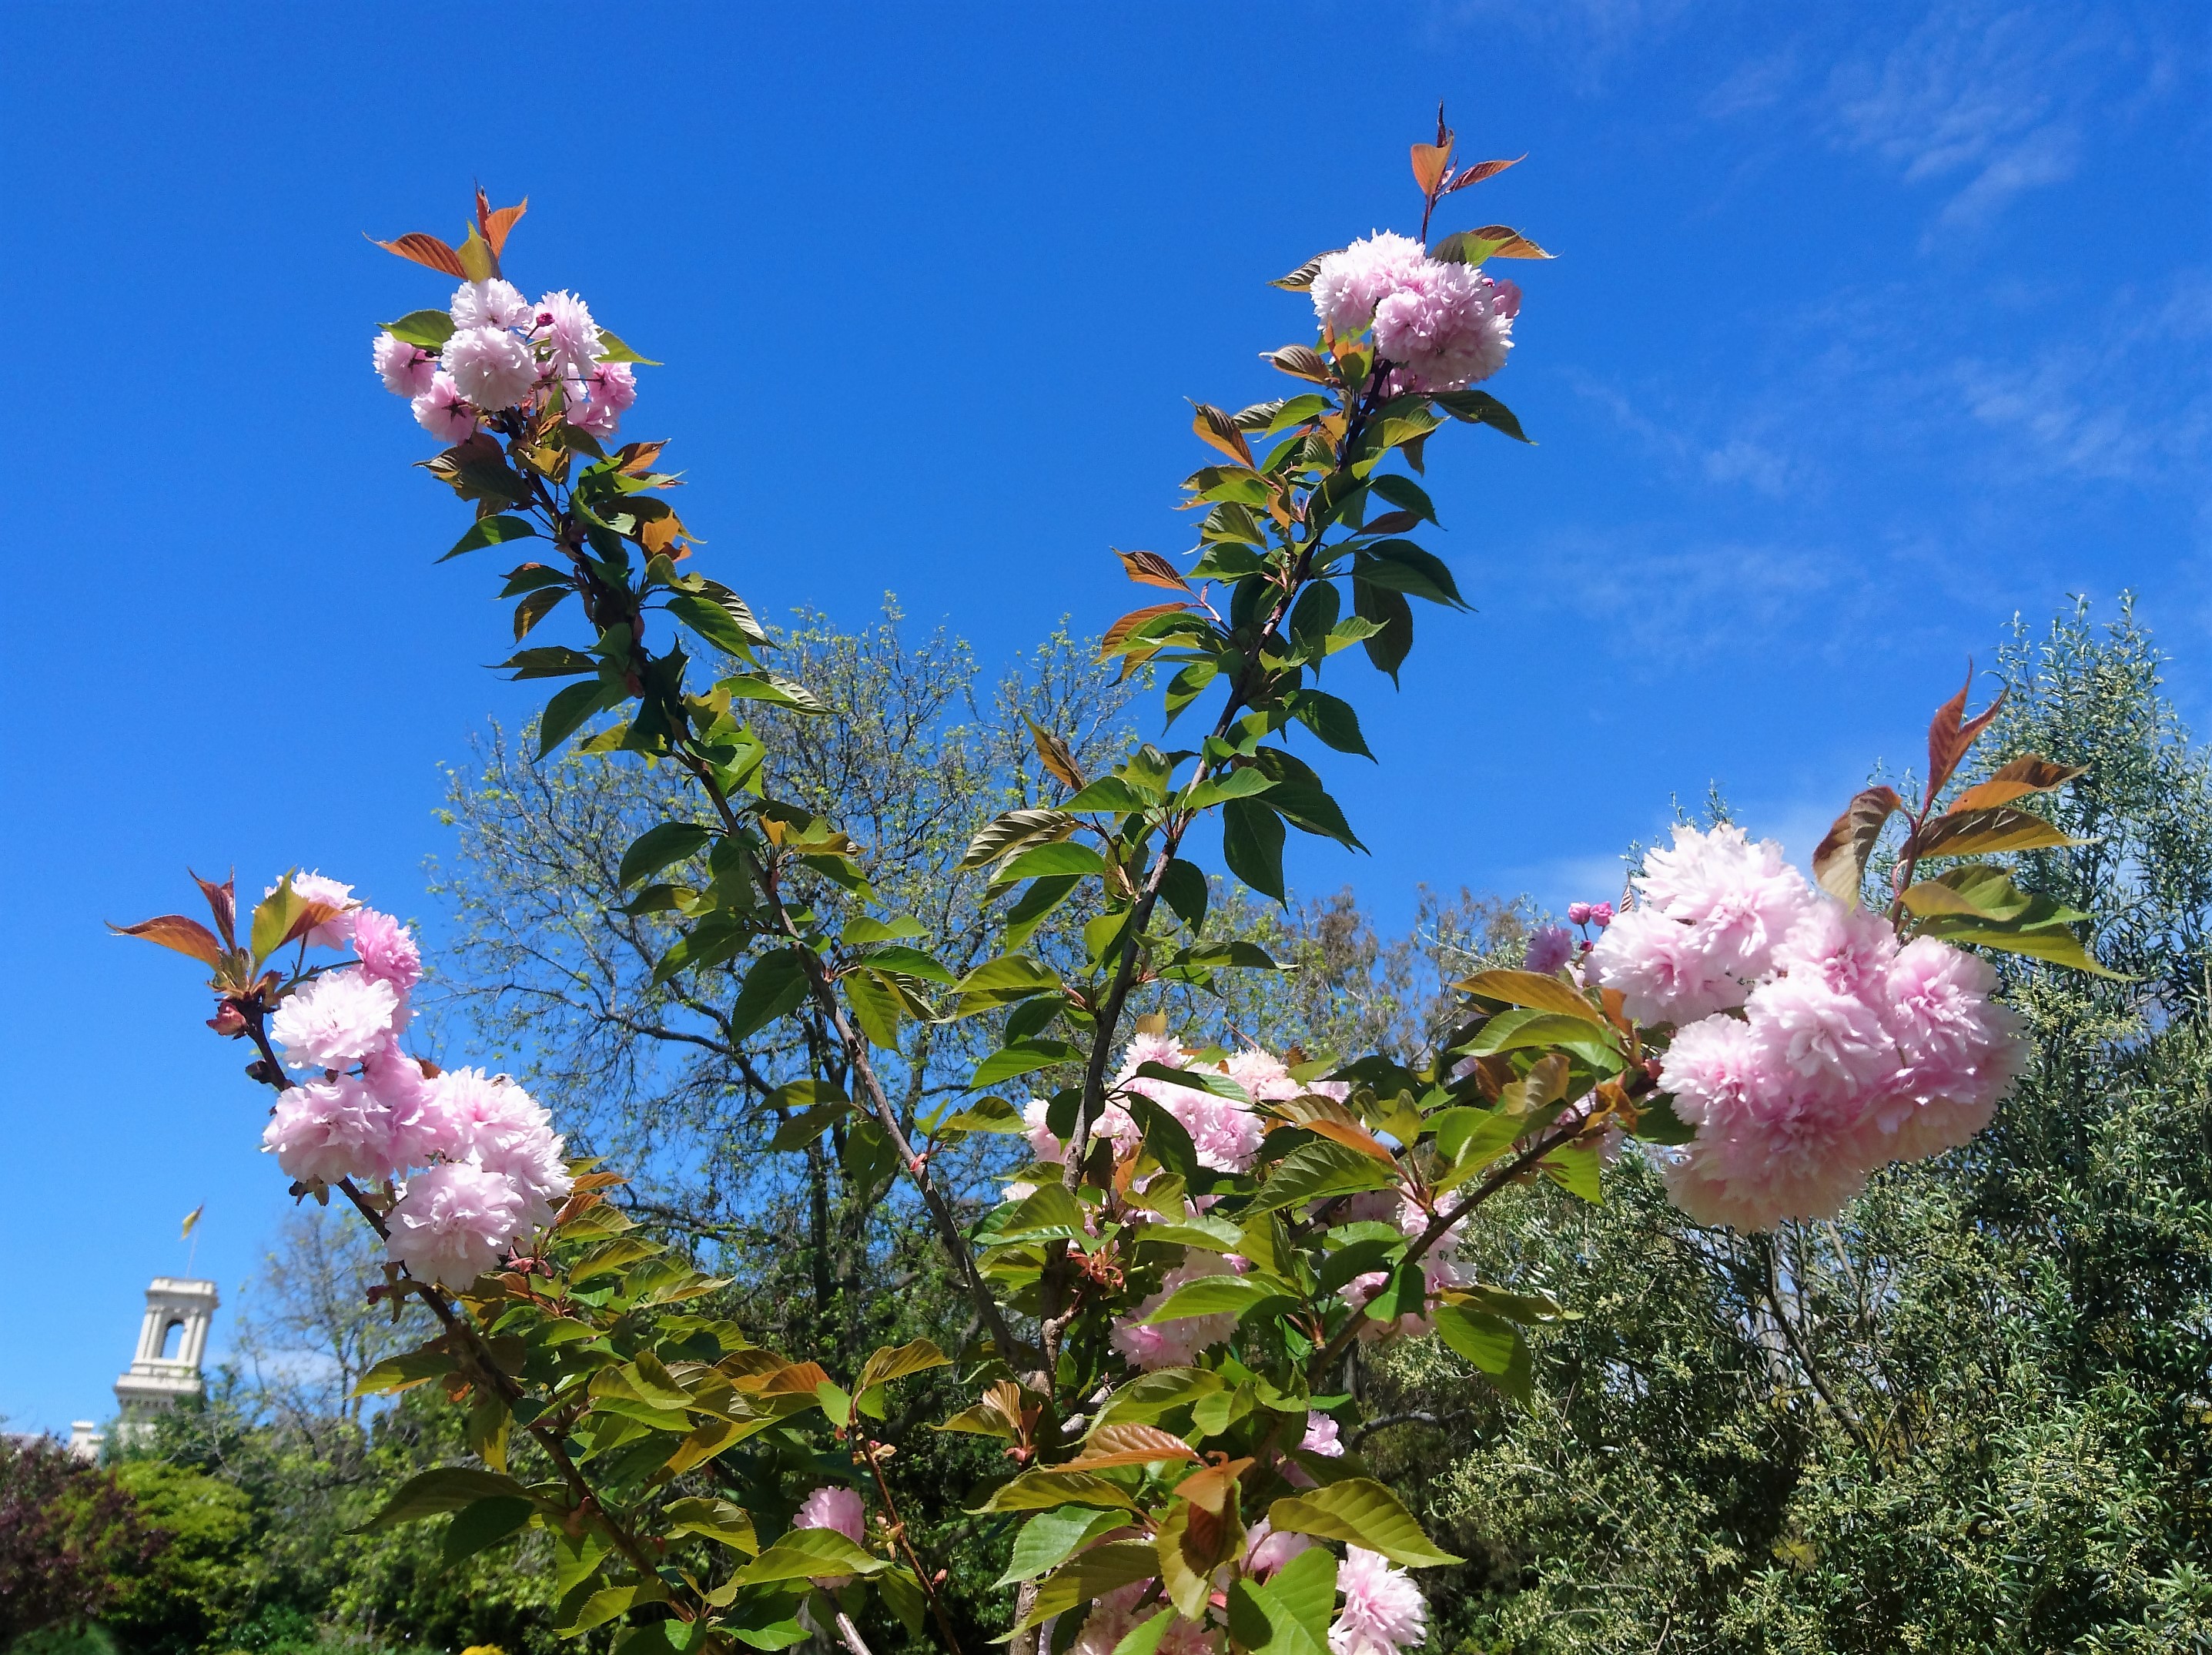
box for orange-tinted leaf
[739,1360,833,1395]
[1455,969,1606,1026]
[280,901,345,949]
[1071,1423,1201,1469]
[1907,807,2083,860]
[1264,344,1334,383]
[191,869,237,949]
[1926,666,2006,798]
[110,914,226,968]
[1173,1458,1253,1516]
[1116,549,1192,592]
[484,198,527,256]
[1270,256,1328,293]
[1099,602,1194,659]
[1447,156,1524,191]
[1297,1117,1397,1164]
[370,231,467,277]
[1411,141,1454,196]
[1024,715,1084,791]
[1948,754,2087,813]
[1811,786,1903,906]
[617,440,668,476]
[1471,226,1554,259]
[1192,404,1255,467]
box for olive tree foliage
[1323,600,2212,1653]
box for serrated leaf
[109,914,226,968]
[1139,1275,1283,1325]
[1247,1139,1399,1213]
[1263,1478,1460,1568]
[1910,916,2123,977]
[443,1496,534,1564]
[1812,786,1904,905]
[1222,797,1287,904]
[618,822,713,889]
[1432,1306,1532,1402]
[442,514,539,562]
[1908,807,2086,859]
[1899,863,2089,926]
[360,1468,530,1532]
[959,808,1077,872]
[994,1505,1131,1587]
[1069,1422,1203,1467]
[736,1527,886,1585]
[972,1040,1085,1088]
[854,1338,950,1399]
[1948,754,2087,812]
[381,308,456,349]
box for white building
[92,1275,219,1449]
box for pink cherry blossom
[430,1068,571,1228]
[1372,261,1514,393]
[1586,906,1743,1025]
[1310,232,1429,335]
[372,332,436,397]
[1744,972,1897,1106]
[353,908,423,992]
[1568,902,1592,926]
[1071,1583,1152,1655]
[1330,1547,1427,1655]
[261,1077,393,1185]
[360,1046,450,1170]
[449,278,533,332]
[1300,1413,1345,1459]
[443,326,538,411]
[1524,924,1575,975]
[384,1160,527,1287]
[412,371,477,443]
[532,290,603,378]
[269,968,399,1072]
[1872,937,2026,1161]
[794,1484,867,1586]
[1244,1519,1316,1579]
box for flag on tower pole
[181,1204,205,1239]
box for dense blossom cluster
[371,280,637,444]
[1587,825,2024,1229]
[258,875,571,1285]
[1308,232,1518,394]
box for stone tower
[112,1276,219,1432]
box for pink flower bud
[1568,902,1592,926]
[1591,902,1615,927]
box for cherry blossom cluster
[1586,825,2024,1230]
[258,874,572,1286]
[1308,232,1519,394]
[371,280,637,444]
[1066,1529,1422,1655]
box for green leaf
[1159,858,1209,933]
[1003,873,1081,949]
[1019,1540,1162,1631]
[995,1505,1131,1587]
[1431,389,1531,442]
[1062,776,1149,812]
[1092,1366,1228,1429]
[1222,797,1287,903]
[1900,863,2090,926]
[985,1183,1091,1247]
[1250,749,1364,849]
[1911,915,2123,977]
[736,1528,885,1586]
[1352,580,1413,682]
[381,309,455,349]
[360,1468,530,1532]
[539,679,621,758]
[719,672,828,714]
[726,949,813,1039]
[1142,1274,1286,1323]
[972,1039,1085,1088]
[595,329,662,366]
[1110,1610,1176,1655]
[503,644,599,679]
[1355,541,1465,608]
[875,1566,927,1638]
[842,916,927,945]
[1129,1061,1250,1104]
[1366,474,1439,526]
[562,1583,667,1636]
[1286,691,1373,759]
[854,944,956,983]
[953,953,1063,1005]
[1432,1307,1532,1402]
[974,1469,1143,1514]
[668,593,767,658]
[618,823,713,889]
[1469,1008,1623,1068]
[443,1496,534,1564]
[960,809,1078,872]
[999,842,1106,882]
[1909,806,2087,859]
[441,514,539,562]
[353,1347,457,1396]
[664,1496,759,1553]
[1248,1139,1399,1213]
[1263,1477,1461,1568]
[1184,766,1277,810]
[1229,1546,1337,1655]
[854,1338,951,1400]
[1540,1141,1605,1204]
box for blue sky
[1,2,2204,1435]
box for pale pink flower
[532,290,603,377]
[1022,1097,1062,1164]
[372,332,436,397]
[1118,1041,1265,1174]
[1772,900,1899,1000]
[1660,1013,1875,1230]
[443,326,538,411]
[1244,1519,1316,1579]
[1372,261,1514,393]
[1156,1620,1221,1655]
[352,909,423,992]
[431,1068,571,1228]
[1524,924,1575,975]
[449,278,533,332]
[1872,937,2025,1161]
[385,1160,527,1287]
[1586,906,1742,1025]
[1300,1413,1345,1458]
[1568,902,1592,926]
[1330,1548,1427,1655]
[794,1485,868,1587]
[261,1077,392,1184]
[583,359,637,411]
[1744,972,1896,1106]
[1071,1583,1151,1655]
[1589,901,1614,926]
[1226,1047,1300,1103]
[1111,1251,1240,1369]
[360,1046,450,1170]
[412,371,477,442]
[1310,232,1429,335]
[269,968,400,1072]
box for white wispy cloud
[1823,2,2158,235]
